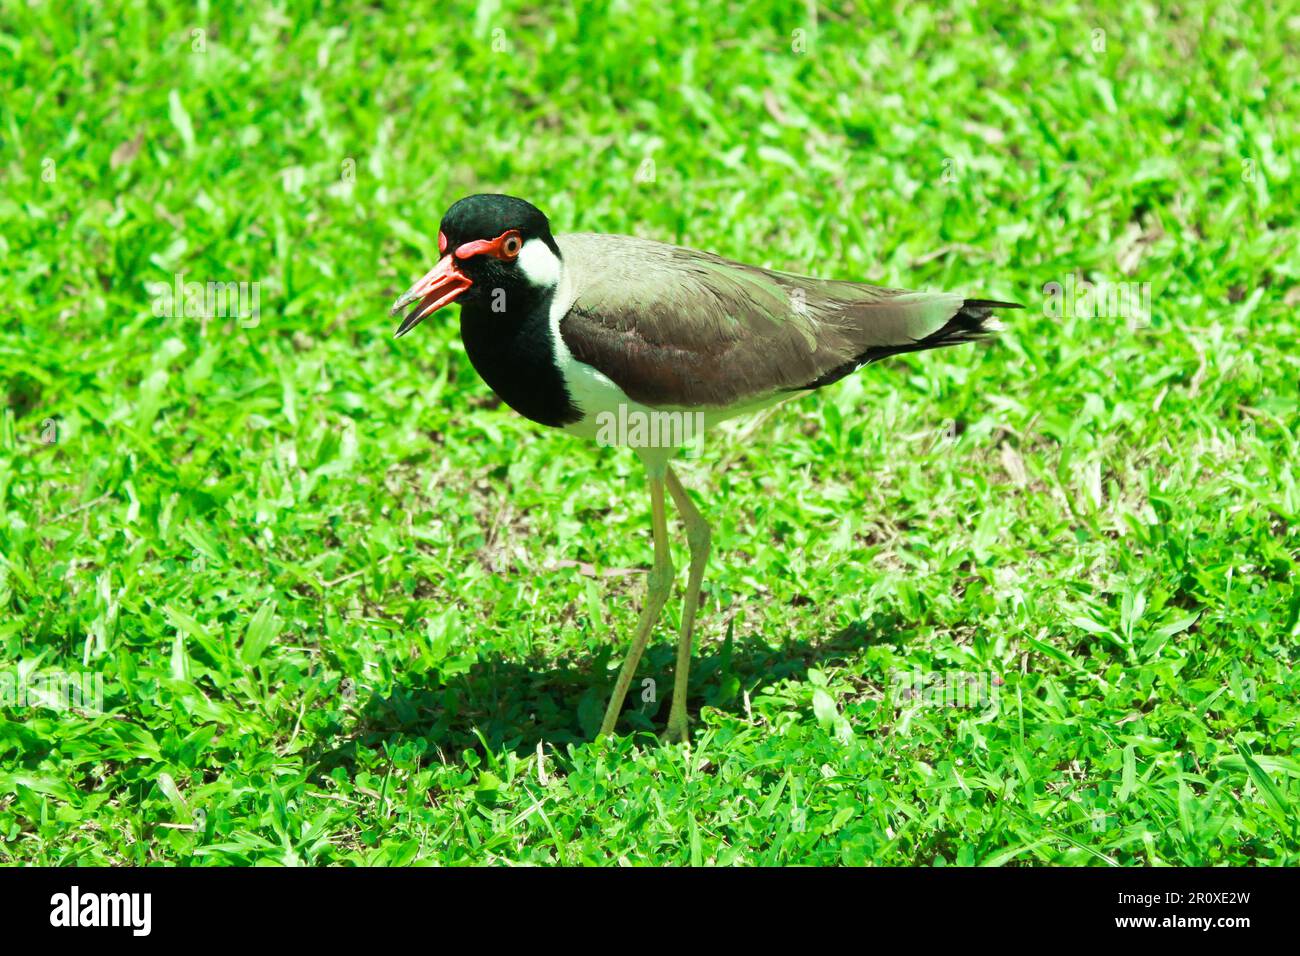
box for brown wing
[555,233,1003,409]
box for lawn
[1,0,1297,865]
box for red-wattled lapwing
[391,194,1020,743]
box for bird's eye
[502,233,522,258]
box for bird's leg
[597,470,674,739]
[663,466,711,744]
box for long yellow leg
[597,470,674,739]
[664,466,711,743]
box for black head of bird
[392,194,560,336]
[392,193,1022,743]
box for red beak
[391,255,473,337]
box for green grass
[2,0,1298,865]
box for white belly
[557,352,794,471]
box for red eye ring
[454,229,524,261]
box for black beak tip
[393,310,423,338]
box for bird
[390,193,1020,743]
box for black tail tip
[957,298,1022,335]
[962,298,1024,311]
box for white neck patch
[517,237,562,289]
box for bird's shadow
[308,610,907,779]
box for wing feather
[556,233,998,408]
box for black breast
[458,298,582,429]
